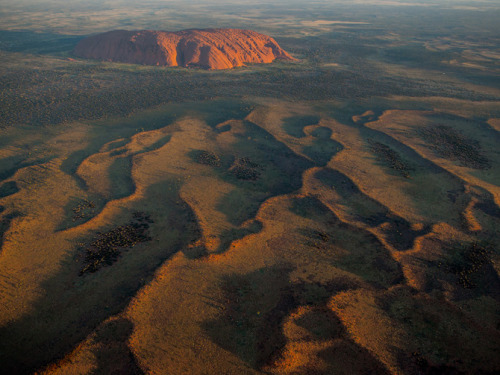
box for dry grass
[0,97,499,374]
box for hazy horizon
[1,0,499,35]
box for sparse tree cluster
[79,211,153,275]
[418,125,490,169]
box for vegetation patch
[368,140,413,178]
[191,149,222,167]
[71,199,96,222]
[440,241,495,289]
[79,212,153,275]
[229,157,262,180]
[418,125,490,169]
[57,196,105,231]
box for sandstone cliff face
[74,29,295,69]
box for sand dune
[0,98,499,374]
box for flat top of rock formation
[74,28,296,70]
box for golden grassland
[0,94,499,374]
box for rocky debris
[74,28,295,70]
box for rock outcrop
[74,28,295,69]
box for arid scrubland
[0,1,499,374]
